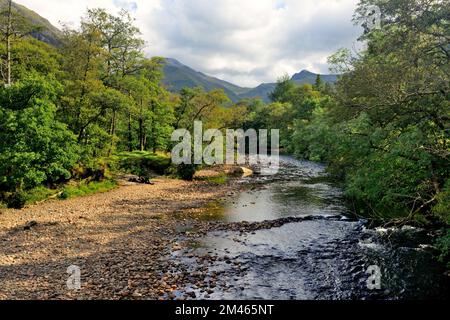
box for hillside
[163,58,250,102]
[292,70,338,85]
[0,0,62,45]
[163,58,338,103]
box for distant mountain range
[4,1,338,103]
[163,58,339,103]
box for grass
[196,173,229,185]
[59,180,118,200]
[0,179,118,208]
[25,186,60,204]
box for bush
[433,181,450,224]
[72,158,109,182]
[110,151,171,177]
[176,164,197,181]
[436,229,450,269]
[5,192,27,209]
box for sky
[16,0,362,87]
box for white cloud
[16,0,362,87]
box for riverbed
[171,156,449,300]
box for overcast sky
[17,0,362,87]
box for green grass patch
[0,180,118,208]
[196,173,229,185]
[25,186,60,204]
[59,179,118,200]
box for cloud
[16,0,362,87]
[113,0,138,12]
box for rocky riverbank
[0,171,251,300]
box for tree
[324,0,449,219]
[314,74,324,91]
[269,75,296,103]
[4,0,11,86]
[0,0,41,86]
[58,9,165,156]
[0,75,79,196]
[174,87,230,130]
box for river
[172,156,449,300]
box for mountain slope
[0,0,63,45]
[163,58,250,102]
[238,83,277,101]
[163,58,338,103]
[292,70,338,85]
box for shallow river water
[175,156,448,300]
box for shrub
[436,229,450,269]
[176,164,197,181]
[5,192,27,209]
[110,151,171,177]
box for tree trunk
[128,111,133,152]
[108,110,116,156]
[139,119,145,151]
[150,100,157,153]
[5,0,12,86]
[139,100,145,151]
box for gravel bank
[0,177,242,300]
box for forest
[0,0,448,262]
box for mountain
[0,0,63,46]
[163,58,250,102]
[238,83,277,101]
[163,58,338,103]
[292,70,338,85]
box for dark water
[176,156,449,300]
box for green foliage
[269,75,296,103]
[0,38,61,81]
[0,75,80,193]
[58,9,174,157]
[24,186,58,204]
[435,229,450,268]
[110,151,171,177]
[174,87,230,130]
[292,107,337,162]
[0,8,177,205]
[433,181,450,224]
[175,164,198,181]
[285,0,450,223]
[3,192,27,209]
[0,0,447,233]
